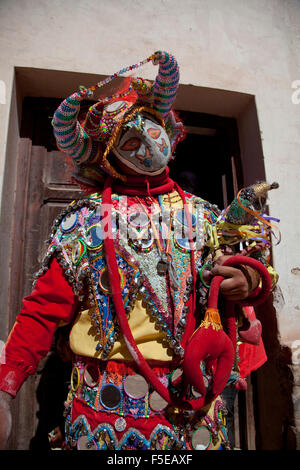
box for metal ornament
[191,386,202,398]
[86,224,103,250]
[167,253,179,289]
[128,211,150,229]
[191,426,211,450]
[60,212,78,233]
[124,374,148,399]
[100,384,122,410]
[84,363,100,388]
[98,267,111,293]
[77,435,97,450]
[106,100,128,115]
[98,267,125,294]
[176,209,196,227]
[174,232,191,251]
[156,253,168,275]
[114,417,127,432]
[149,391,168,412]
[71,366,80,392]
[72,239,86,265]
[170,368,183,387]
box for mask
[112,113,171,175]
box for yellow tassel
[200,308,223,331]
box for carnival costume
[0,51,279,451]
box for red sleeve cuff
[0,364,28,398]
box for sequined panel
[65,415,183,450]
[67,357,230,452]
[88,249,139,357]
[70,357,170,418]
[64,397,230,451]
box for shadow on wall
[254,289,297,450]
[236,97,297,448]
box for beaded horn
[82,51,180,119]
[51,51,184,187]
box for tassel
[200,308,223,331]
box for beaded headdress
[52,51,185,187]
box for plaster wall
[0,0,299,379]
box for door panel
[8,139,82,449]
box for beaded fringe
[200,308,223,331]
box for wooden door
[8,138,82,449]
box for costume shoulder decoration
[33,194,103,298]
[212,181,280,286]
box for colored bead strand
[85,55,155,94]
[152,51,180,118]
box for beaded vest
[35,191,219,360]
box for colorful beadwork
[64,391,230,450]
[34,187,275,404]
[36,189,266,361]
[82,54,156,96]
[51,51,185,190]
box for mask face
[112,113,171,175]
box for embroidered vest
[35,191,218,360]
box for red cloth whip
[183,256,271,401]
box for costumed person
[0,51,279,451]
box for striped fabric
[152,51,180,118]
[52,91,99,165]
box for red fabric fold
[238,307,267,378]
[112,167,175,196]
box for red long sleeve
[0,256,79,397]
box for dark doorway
[170,109,243,209]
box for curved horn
[52,90,99,165]
[152,51,180,118]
